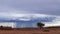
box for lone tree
[37,22,45,28]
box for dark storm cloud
[0,0,60,15]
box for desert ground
[0,28,60,34]
[0,27,60,34]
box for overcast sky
[0,0,60,15]
[0,0,60,28]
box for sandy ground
[0,28,60,34]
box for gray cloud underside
[0,0,60,15]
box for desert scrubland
[0,28,60,34]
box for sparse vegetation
[43,29,50,32]
[37,22,45,28]
[0,26,12,30]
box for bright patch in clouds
[45,21,60,27]
[19,18,31,21]
[44,16,60,27]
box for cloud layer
[0,13,59,28]
[0,0,60,28]
[0,0,60,15]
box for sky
[0,0,60,28]
[0,0,60,15]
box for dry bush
[43,29,50,32]
[0,26,13,30]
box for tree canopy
[37,22,45,28]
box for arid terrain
[0,27,60,34]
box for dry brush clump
[0,26,13,30]
[43,29,50,32]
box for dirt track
[0,28,60,34]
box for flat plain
[0,28,60,34]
